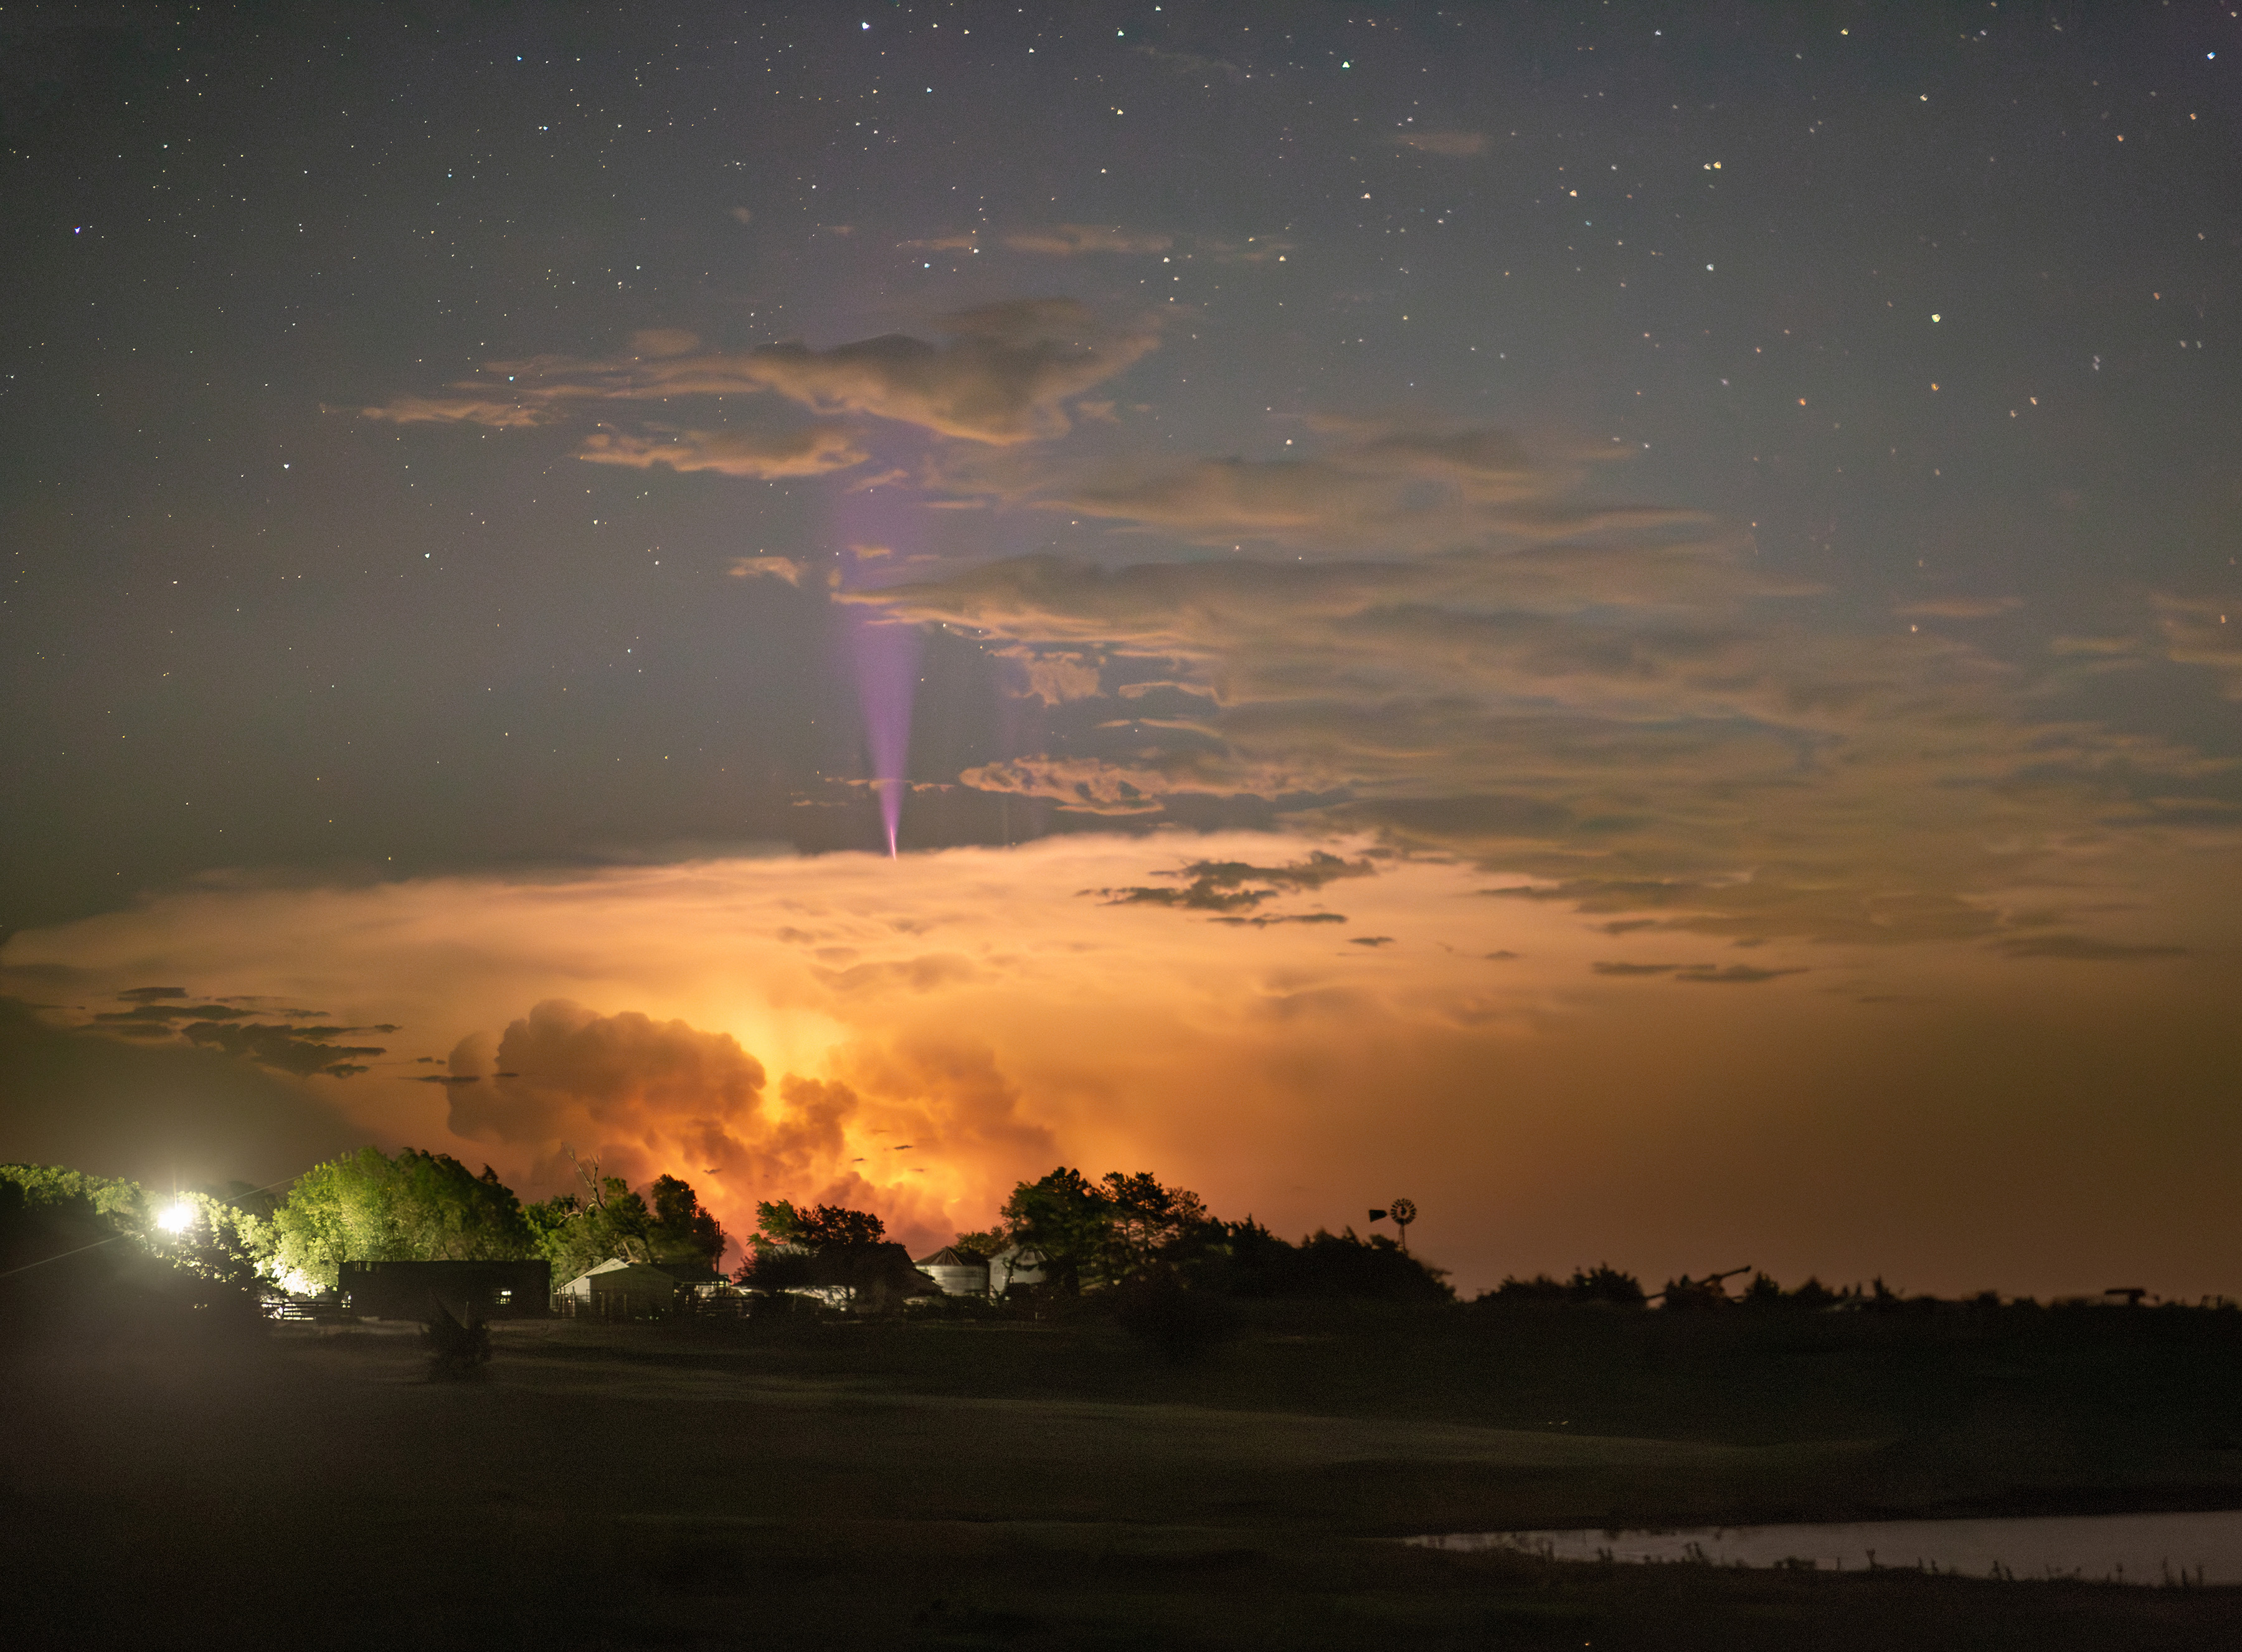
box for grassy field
[4,1300,2241,1648]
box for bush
[1479,1264,1645,1309]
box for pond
[1407,1511,2242,1585]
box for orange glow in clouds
[7,831,2236,1296]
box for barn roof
[560,1259,679,1291]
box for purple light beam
[848,607,924,857]
[830,474,930,857]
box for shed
[914,1245,991,1297]
[557,1257,684,1318]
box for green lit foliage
[743,1198,805,1252]
[0,1164,275,1287]
[159,1191,276,1288]
[0,1163,153,1239]
[527,1171,726,1285]
[526,1176,647,1283]
[268,1147,533,1292]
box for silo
[987,1245,1048,1295]
[913,1245,992,1297]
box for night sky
[5,2,2238,1296]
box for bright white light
[157,1202,195,1234]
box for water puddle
[1408,1509,2242,1585]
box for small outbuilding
[914,1245,991,1297]
[557,1258,688,1318]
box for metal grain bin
[914,1245,992,1297]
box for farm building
[338,1258,551,1321]
[914,1245,990,1296]
[557,1258,694,1318]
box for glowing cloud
[6,834,2233,1295]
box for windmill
[1367,1197,1418,1253]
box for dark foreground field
[5,1300,2242,1650]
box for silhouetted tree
[1658,1273,1739,1310]
[646,1174,726,1268]
[998,1167,1212,1291]
[1288,1227,1453,1303]
[950,1227,1008,1260]
[1738,1272,1844,1311]
[1568,1264,1647,1307]
[732,1199,889,1292]
[795,1203,886,1247]
[1206,1217,1300,1297]
[1481,1264,1645,1308]
[997,1167,1110,1291]
[1206,1218,1452,1303]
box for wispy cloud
[930,417,1693,555]
[2152,594,2242,697]
[1893,595,2024,620]
[1002,224,1175,256]
[356,395,555,428]
[728,555,811,586]
[577,422,866,478]
[1096,851,1375,913]
[1989,934,2190,961]
[1388,130,1488,157]
[362,300,1164,452]
[854,425,2234,950]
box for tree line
[260,1148,727,1292]
[0,1151,727,1297]
[2,1153,1456,1306]
[729,1167,1454,1308]
[7,1159,2226,1319]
